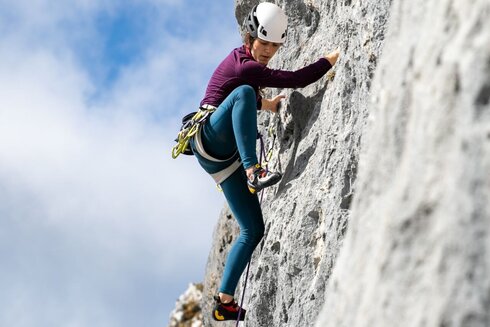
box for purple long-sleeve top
[200,46,332,109]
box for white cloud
[0,1,242,326]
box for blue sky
[0,1,241,326]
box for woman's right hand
[325,49,340,66]
[262,95,286,114]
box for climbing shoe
[247,164,282,194]
[212,295,246,321]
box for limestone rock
[317,0,490,326]
[198,0,490,326]
[168,283,204,327]
[204,0,392,326]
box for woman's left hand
[262,95,286,113]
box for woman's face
[250,38,281,65]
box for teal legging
[190,85,264,295]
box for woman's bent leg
[218,168,264,295]
[201,85,259,169]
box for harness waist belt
[194,104,241,185]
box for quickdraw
[265,124,276,163]
[171,107,216,159]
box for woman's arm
[240,50,340,89]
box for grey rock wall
[168,283,204,327]
[202,0,392,326]
[317,0,490,326]
[198,0,490,326]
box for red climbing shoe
[212,295,246,321]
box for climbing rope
[171,107,216,159]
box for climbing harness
[193,125,242,185]
[171,105,242,186]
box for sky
[0,0,241,326]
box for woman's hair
[244,32,256,49]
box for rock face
[197,0,490,326]
[317,0,490,326]
[168,283,204,327]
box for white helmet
[246,2,288,43]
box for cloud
[0,1,242,326]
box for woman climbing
[188,2,339,321]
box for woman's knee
[234,85,256,102]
